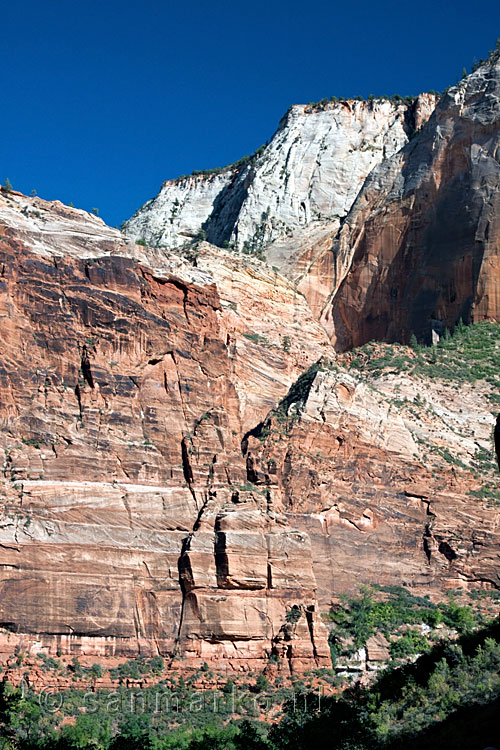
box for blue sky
[1,0,499,227]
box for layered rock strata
[0,190,331,672]
[1,58,500,677]
[245,361,500,607]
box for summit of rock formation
[123,96,437,256]
[320,53,500,348]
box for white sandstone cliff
[123,95,436,254]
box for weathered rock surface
[123,97,437,258]
[0,189,331,672]
[245,359,500,605]
[126,57,500,353]
[321,54,500,348]
[125,172,235,250]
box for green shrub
[389,629,430,658]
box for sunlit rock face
[244,361,500,608]
[1,56,500,679]
[0,189,331,672]
[122,96,437,256]
[208,96,436,251]
[124,172,235,249]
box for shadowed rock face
[321,56,500,348]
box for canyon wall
[320,54,500,347]
[1,56,500,676]
[1,189,499,676]
[0,189,331,673]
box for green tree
[233,720,268,749]
[255,673,269,693]
[90,663,103,679]
[58,714,111,749]
[3,178,13,192]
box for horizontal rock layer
[1,58,500,675]
[0,190,331,672]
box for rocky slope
[0,189,499,680]
[123,96,437,256]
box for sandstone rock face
[217,97,436,252]
[124,172,235,249]
[322,56,500,348]
[123,97,437,257]
[245,361,500,605]
[0,63,499,678]
[0,190,331,672]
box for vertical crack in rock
[305,605,320,667]
[180,436,199,512]
[423,522,433,564]
[266,562,272,589]
[74,383,83,420]
[115,453,131,480]
[175,494,212,652]
[80,345,95,389]
[495,413,500,471]
[214,527,229,589]
[175,533,192,650]
[169,352,189,426]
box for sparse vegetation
[326,585,489,662]
[1,619,499,749]
[304,94,418,112]
[348,321,500,387]
[188,144,266,178]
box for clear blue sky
[1,0,499,227]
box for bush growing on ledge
[285,605,302,624]
[389,629,430,658]
[190,144,266,178]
